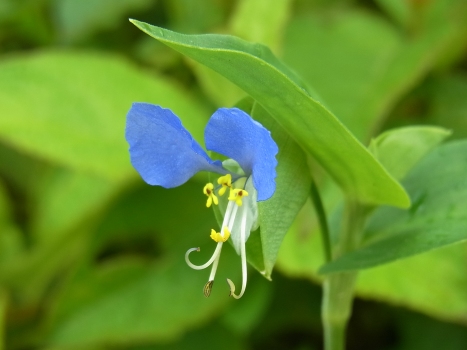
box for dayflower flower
[125,103,278,298]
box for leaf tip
[129,18,144,29]
[259,269,272,281]
[398,190,411,209]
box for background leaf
[0,51,209,182]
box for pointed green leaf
[320,140,467,273]
[130,20,410,208]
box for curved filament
[185,243,223,270]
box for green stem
[310,180,332,263]
[321,200,367,350]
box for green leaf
[130,20,410,208]
[0,51,209,182]
[320,140,467,273]
[369,126,451,180]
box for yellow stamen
[210,227,231,243]
[217,174,232,196]
[203,183,218,207]
[228,188,249,206]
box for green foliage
[1,0,467,349]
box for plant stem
[321,200,367,350]
[310,180,332,263]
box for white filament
[185,200,239,288]
[227,207,248,299]
[185,244,222,270]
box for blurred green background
[0,0,467,349]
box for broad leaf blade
[130,20,410,208]
[320,140,467,273]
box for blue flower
[125,102,278,298]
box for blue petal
[126,103,225,188]
[205,108,278,201]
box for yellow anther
[228,188,249,206]
[217,174,232,196]
[203,183,218,207]
[210,227,231,243]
